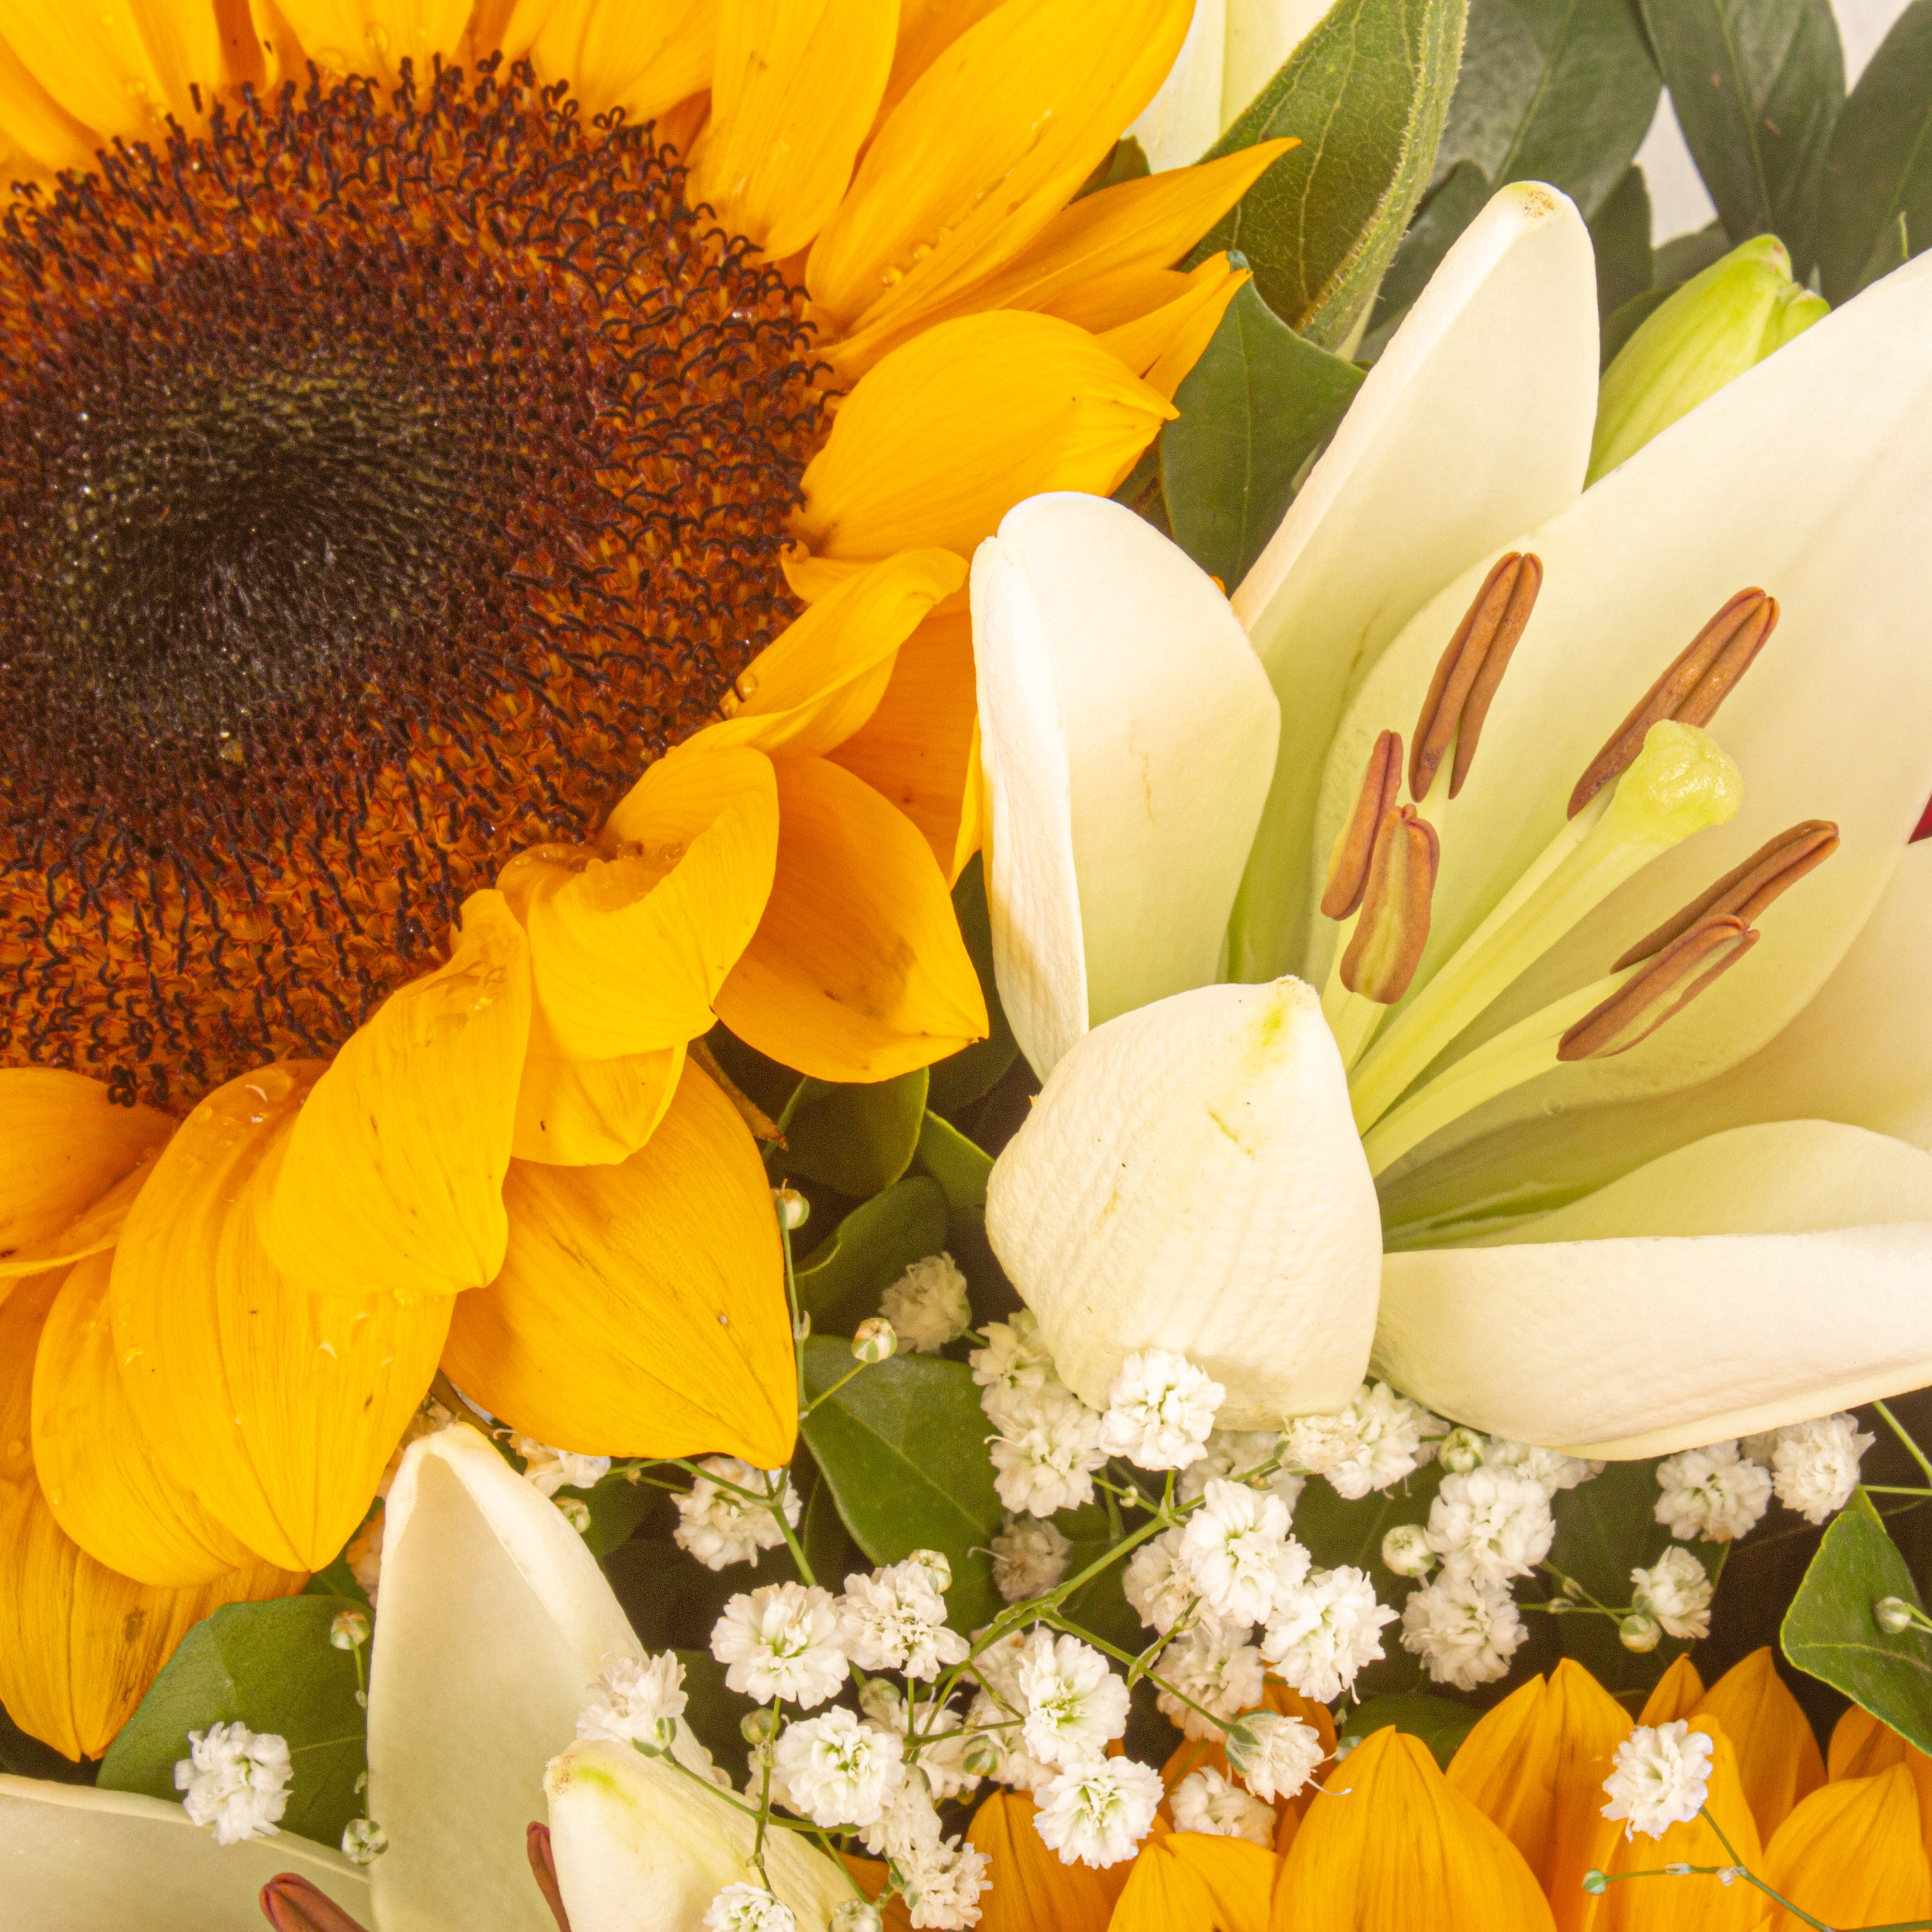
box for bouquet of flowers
[6,2,1932,1929]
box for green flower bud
[1581,1869,1609,1896]
[555,1496,592,1535]
[741,1706,782,1745]
[329,1608,371,1651]
[1590,235,1829,484]
[774,1187,811,1231]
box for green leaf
[1783,1489,1932,1754]
[783,1068,929,1197]
[913,1112,992,1217]
[1653,217,1732,284]
[800,1337,1003,1632]
[1160,278,1365,587]
[1638,0,1845,276]
[1359,159,1493,361]
[927,855,1020,1117]
[674,1648,759,1786]
[794,1177,950,1336]
[1817,0,1932,301]
[1194,0,1469,350]
[571,1465,659,1560]
[0,1704,94,1783]
[1850,209,1912,296]
[1589,162,1656,323]
[1074,134,1152,200]
[98,1597,369,1850]
[1437,0,1661,220]
[1339,1691,1480,1767]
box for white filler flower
[173,1722,292,1846]
[1180,1478,1309,1626]
[703,1882,797,1931]
[1745,1412,1874,1525]
[986,1384,1109,1517]
[675,1457,801,1570]
[711,1583,847,1708]
[881,1253,973,1354]
[1654,1442,1773,1543]
[1097,1348,1225,1470]
[577,1652,688,1749]
[991,1515,1072,1602]
[1630,1547,1716,1641]
[773,1709,905,1829]
[1017,1632,1130,1768]
[512,1436,612,1498]
[1602,1721,1715,1839]
[1262,1565,1396,1701]
[1226,1710,1325,1803]
[1284,1383,1445,1500]
[1033,1758,1164,1868]
[1425,1470,1556,1589]
[1399,1576,1526,1690]
[1171,1766,1277,1846]
[1153,1625,1265,1741]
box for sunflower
[0,0,1280,1758]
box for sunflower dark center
[0,59,828,1108]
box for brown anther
[1567,589,1781,818]
[259,1876,373,1932]
[1612,820,1840,969]
[1322,730,1403,920]
[1557,916,1757,1061]
[1410,552,1543,801]
[529,1821,575,1932]
[1340,806,1440,1003]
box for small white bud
[1437,1427,1485,1474]
[831,1903,883,1932]
[774,1188,810,1231]
[905,1548,953,1594]
[329,1609,371,1651]
[1619,1611,1661,1653]
[741,1706,782,1745]
[853,1318,897,1363]
[341,1818,388,1865]
[556,1496,593,1534]
[1876,1595,1916,1635]
[793,1310,812,1341]
[962,1731,1006,1777]
[1380,1523,1436,1578]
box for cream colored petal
[1125,0,1226,171]
[973,493,1279,1077]
[547,1741,847,1932]
[0,1777,370,1932]
[1375,1119,1932,1457]
[985,978,1381,1425]
[1228,182,1599,984]
[1221,0,1333,125]
[1334,250,1932,1134]
[368,1423,645,1932]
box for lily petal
[985,979,1381,1423]
[1376,1119,1932,1456]
[973,493,1280,1076]
[1229,182,1599,984]
[0,1777,371,1932]
[367,1424,644,1932]
[546,1739,848,1932]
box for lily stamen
[1611,818,1839,969]
[1409,552,1543,803]
[1567,589,1779,817]
[1341,807,1440,1004]
[1558,915,1758,1060]
[1322,730,1403,920]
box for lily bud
[1589,235,1829,483]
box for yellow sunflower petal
[1098,253,1247,399]
[32,1250,258,1588]
[1108,1831,1273,1931]
[0,1159,158,1286]
[827,604,977,883]
[0,27,96,176]
[820,141,1290,380]
[506,747,778,1064]
[1636,1654,1705,1726]
[442,1058,794,1466]
[1043,265,1194,338]
[507,0,718,121]
[0,1271,301,1761]
[688,0,896,262]
[512,1036,687,1167]
[1694,1647,1825,1844]
[967,1791,1124,1932]
[1595,1717,1762,1932]
[1446,1661,1628,1932]
[713,755,987,1081]
[1270,1726,1556,1930]
[791,311,1174,572]
[669,550,968,763]
[110,1062,452,1573]
[0,1069,171,1276]
[1760,1765,1932,1932]
[805,0,1194,332]
[0,0,221,140]
[1831,1704,1924,1781]
[274,0,473,87]
[266,891,529,1299]
[881,0,1004,121]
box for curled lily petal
[972,492,1280,1076]
[986,979,1380,1423]
[1376,1119,1932,1456]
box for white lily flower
[0,1425,846,1931]
[980,177,1932,1457]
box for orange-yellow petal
[0,0,222,141]
[1270,1726,1556,1930]
[968,1789,1126,1932]
[1110,1831,1275,1932]
[820,140,1290,379]
[31,1250,258,1587]
[0,1069,171,1277]
[508,747,779,1062]
[688,0,895,262]
[713,756,987,1080]
[274,0,473,88]
[879,0,1005,121]
[110,1062,452,1573]
[1446,1660,1629,1932]
[826,604,978,883]
[266,890,529,1299]
[1636,1654,1706,1726]
[0,1270,301,1761]
[1595,1716,1762,1932]
[667,550,967,763]
[1693,1647,1824,1843]
[1830,1703,1923,1781]
[805,0,1193,332]
[1759,1765,1932,1932]
[0,26,96,177]
[790,311,1175,576]
[507,0,718,121]
[1098,254,1247,400]
[442,1058,794,1466]
[511,1036,687,1167]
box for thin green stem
[1044,1616,1228,1733]
[1875,1406,1932,1489]
[779,1205,807,1415]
